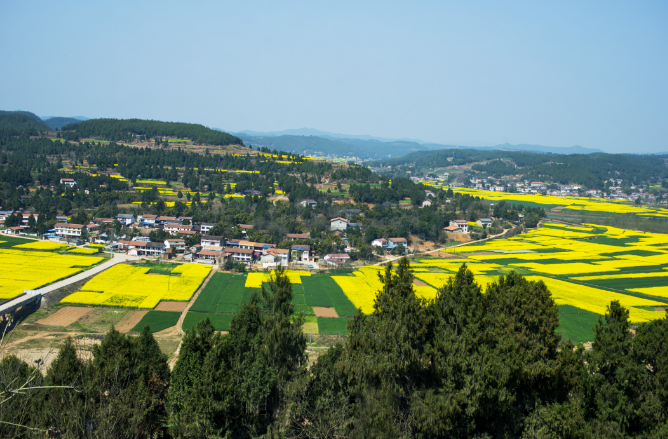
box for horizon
[1,0,666,153]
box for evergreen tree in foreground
[168,265,307,438]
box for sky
[1,0,666,153]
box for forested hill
[42,116,82,130]
[61,118,243,146]
[371,149,667,186]
[0,112,50,134]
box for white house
[229,247,254,264]
[55,223,87,238]
[164,224,194,235]
[116,214,135,226]
[476,218,493,228]
[425,190,435,198]
[261,248,290,267]
[449,220,468,233]
[300,199,317,208]
[200,223,215,235]
[330,217,349,232]
[387,237,408,248]
[60,178,76,187]
[324,253,350,265]
[422,199,432,207]
[371,238,388,247]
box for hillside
[61,118,243,146]
[0,112,50,133]
[370,148,667,187]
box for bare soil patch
[312,307,339,318]
[413,279,428,287]
[36,307,91,327]
[447,233,472,243]
[115,311,148,333]
[155,301,188,312]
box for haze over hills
[229,128,605,159]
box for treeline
[2,263,667,438]
[0,113,50,137]
[61,118,244,146]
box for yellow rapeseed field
[245,270,311,288]
[68,248,100,254]
[13,241,69,251]
[0,249,103,299]
[526,276,665,323]
[451,188,668,218]
[62,263,211,308]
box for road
[369,227,512,266]
[37,252,138,294]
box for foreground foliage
[1,261,667,437]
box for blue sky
[1,0,666,153]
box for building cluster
[3,208,415,269]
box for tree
[27,214,36,232]
[286,261,577,438]
[177,190,183,199]
[525,212,540,228]
[168,267,306,438]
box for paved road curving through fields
[37,253,139,295]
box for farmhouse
[197,250,222,263]
[443,225,462,233]
[6,226,28,235]
[200,223,215,235]
[165,224,194,235]
[300,199,317,208]
[229,247,254,264]
[141,214,157,227]
[201,235,224,247]
[323,253,350,265]
[371,238,388,247]
[164,238,186,254]
[476,218,493,228]
[422,199,433,207]
[116,213,135,225]
[388,237,408,249]
[330,217,349,231]
[156,216,181,226]
[236,224,254,235]
[60,178,76,187]
[449,220,469,233]
[126,241,165,257]
[55,223,87,238]
[287,233,310,241]
[261,248,290,267]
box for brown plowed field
[36,307,91,327]
[155,301,188,312]
[115,311,148,333]
[413,279,428,287]
[312,307,338,318]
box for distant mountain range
[226,128,604,159]
[40,116,89,129]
